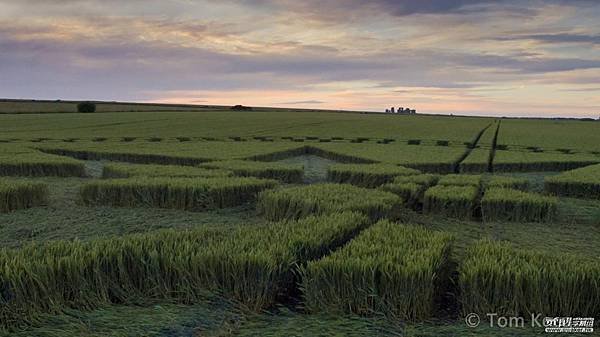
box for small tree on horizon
[77,101,96,113]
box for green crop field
[1,102,599,337]
[497,118,600,153]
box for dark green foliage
[77,102,96,113]
[377,138,394,144]
[230,105,252,111]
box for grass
[199,159,304,183]
[458,123,498,174]
[492,171,560,193]
[315,143,467,173]
[302,221,453,320]
[80,177,278,211]
[2,301,240,337]
[379,174,439,207]
[379,182,425,207]
[0,99,212,114]
[0,146,85,177]
[0,177,262,249]
[327,163,419,187]
[496,118,600,153]
[437,174,482,187]
[248,145,377,163]
[257,183,401,221]
[459,148,491,173]
[391,173,440,186]
[486,175,529,190]
[277,154,337,184]
[481,188,558,222]
[37,141,304,165]
[5,302,587,337]
[0,212,369,330]
[492,150,599,172]
[0,178,48,213]
[460,240,600,317]
[6,175,597,262]
[102,162,233,178]
[2,104,600,336]
[379,174,441,207]
[1,175,600,336]
[423,185,480,219]
[0,109,492,142]
[39,145,210,166]
[392,205,599,265]
[544,163,600,199]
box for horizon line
[1,97,598,120]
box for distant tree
[77,102,96,113]
[230,105,252,111]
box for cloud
[1,0,600,117]
[559,87,600,92]
[219,0,533,18]
[366,0,497,15]
[277,100,325,105]
[3,19,600,103]
[496,33,600,45]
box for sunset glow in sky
[1,0,600,117]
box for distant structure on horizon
[385,107,416,114]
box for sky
[1,0,600,117]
